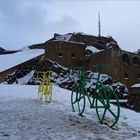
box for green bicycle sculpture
[69,64,120,128]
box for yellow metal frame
[36,71,52,102]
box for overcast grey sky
[0,0,140,52]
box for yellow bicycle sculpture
[36,71,52,102]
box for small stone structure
[128,83,140,112]
[45,40,86,67]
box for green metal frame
[69,64,120,128]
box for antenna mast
[98,13,101,37]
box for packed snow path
[0,85,140,140]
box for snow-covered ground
[0,49,44,72]
[0,84,140,140]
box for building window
[86,59,90,63]
[72,53,76,58]
[122,53,130,65]
[133,57,140,66]
[124,73,129,79]
[137,74,140,80]
[58,52,63,58]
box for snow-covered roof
[55,34,72,41]
[86,46,102,53]
[72,32,93,36]
[80,32,94,36]
[105,41,116,47]
[49,40,85,45]
[0,49,44,73]
[131,83,140,88]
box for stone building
[82,47,140,89]
[44,40,86,67]
[44,32,140,89]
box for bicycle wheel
[95,87,120,128]
[71,86,86,115]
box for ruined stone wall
[121,51,140,89]
[0,66,18,83]
[82,47,140,89]
[82,47,122,79]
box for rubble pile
[28,59,128,99]
[4,59,128,99]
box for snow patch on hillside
[0,49,44,72]
[20,46,30,51]
[14,70,35,85]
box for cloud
[0,0,140,51]
[49,15,81,34]
[0,0,49,32]
[0,0,81,49]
